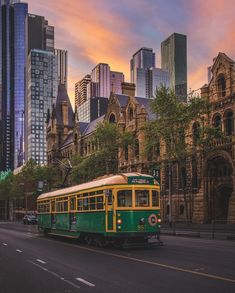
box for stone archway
[205,153,233,222]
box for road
[0,222,235,293]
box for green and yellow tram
[37,173,161,247]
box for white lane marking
[76,277,95,287]
[2,243,7,246]
[36,259,46,264]
[28,261,80,290]
[16,249,22,253]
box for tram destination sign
[128,176,154,185]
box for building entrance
[205,155,233,222]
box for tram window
[152,190,159,207]
[70,198,76,210]
[64,201,68,211]
[105,190,113,205]
[117,190,132,207]
[77,199,83,211]
[135,190,149,207]
[97,196,104,210]
[89,197,96,210]
[83,198,89,210]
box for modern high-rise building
[130,47,155,97]
[77,97,108,123]
[55,49,68,89]
[0,0,28,171]
[28,13,54,53]
[91,63,111,98]
[161,33,187,102]
[75,74,91,108]
[25,49,57,165]
[110,71,124,94]
[130,47,169,98]
[148,68,170,99]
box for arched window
[129,107,134,121]
[135,139,139,159]
[192,156,198,188]
[224,111,234,136]
[179,204,184,215]
[213,114,222,129]
[109,113,116,123]
[218,75,226,97]
[192,122,200,145]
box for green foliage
[145,84,219,160]
[0,159,60,200]
[70,121,135,185]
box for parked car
[23,214,38,225]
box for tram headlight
[117,225,121,230]
[117,219,122,224]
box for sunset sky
[27,0,235,105]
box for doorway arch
[205,153,233,222]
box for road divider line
[53,240,235,284]
[36,259,46,264]
[76,277,95,287]
[28,261,80,290]
[2,243,7,246]
[41,237,235,284]
[16,249,22,253]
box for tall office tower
[25,49,57,165]
[55,49,68,89]
[147,68,170,99]
[91,63,110,98]
[130,47,155,97]
[75,74,91,108]
[110,71,124,94]
[0,0,28,171]
[161,33,187,102]
[28,13,55,53]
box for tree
[70,121,135,185]
[145,85,221,222]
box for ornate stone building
[47,54,235,223]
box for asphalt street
[0,222,235,293]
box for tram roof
[37,173,157,200]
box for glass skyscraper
[130,47,169,98]
[161,33,187,102]
[130,47,155,97]
[26,49,57,165]
[0,0,28,171]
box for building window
[179,204,184,215]
[218,74,226,97]
[192,122,200,145]
[129,107,134,121]
[224,111,234,136]
[135,139,139,159]
[109,113,116,123]
[213,114,222,129]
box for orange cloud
[27,0,235,104]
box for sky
[27,0,235,105]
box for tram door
[105,189,116,232]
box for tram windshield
[135,190,149,207]
[117,190,132,207]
